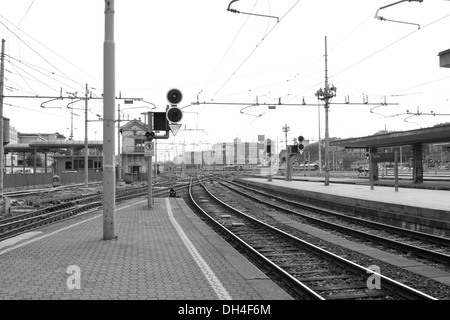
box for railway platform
[236,176,450,236]
[0,197,291,300]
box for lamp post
[282,124,290,181]
[315,36,336,186]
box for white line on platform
[0,200,146,256]
[0,231,42,250]
[165,198,232,300]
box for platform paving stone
[0,197,291,300]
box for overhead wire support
[192,101,399,107]
[227,0,279,22]
[403,106,450,123]
[375,0,423,29]
[211,0,300,101]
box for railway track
[0,182,190,242]
[3,181,104,198]
[222,179,450,267]
[188,178,437,300]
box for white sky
[1,0,450,158]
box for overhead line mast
[103,0,116,240]
[0,39,5,197]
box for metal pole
[318,101,322,174]
[148,111,153,208]
[103,0,116,240]
[0,39,5,197]
[70,107,74,140]
[394,151,399,192]
[282,124,291,181]
[155,139,157,178]
[117,103,121,182]
[324,36,330,186]
[369,152,374,190]
[268,139,272,181]
[84,83,89,187]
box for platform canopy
[4,140,103,153]
[330,124,450,148]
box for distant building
[5,126,102,174]
[119,119,151,180]
[4,124,17,170]
[173,137,272,170]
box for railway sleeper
[310,283,368,291]
[253,246,298,251]
[297,275,353,282]
[277,262,325,268]
[289,269,331,276]
[324,290,389,300]
[262,252,309,257]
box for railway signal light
[166,106,183,123]
[266,139,271,156]
[298,136,304,150]
[167,88,183,105]
[166,88,183,125]
[145,131,155,141]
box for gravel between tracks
[203,183,450,300]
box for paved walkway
[0,197,291,300]
[243,176,450,212]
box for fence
[3,171,103,190]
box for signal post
[285,136,304,181]
[144,89,183,209]
[266,139,272,182]
[145,113,154,208]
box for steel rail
[188,179,325,300]
[0,183,191,242]
[193,177,437,300]
[225,180,450,265]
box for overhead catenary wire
[210,0,302,101]
[0,13,100,86]
[199,0,260,99]
[222,0,392,107]
[207,0,391,110]
[5,0,35,40]
[0,16,98,97]
[334,12,450,78]
[6,54,84,94]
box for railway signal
[166,88,183,122]
[166,107,183,123]
[145,131,155,141]
[266,139,271,156]
[166,88,183,136]
[298,136,304,150]
[167,88,183,105]
[153,112,169,131]
[266,138,272,182]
